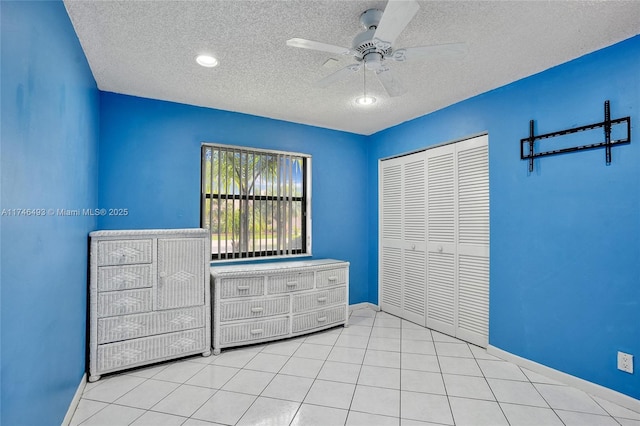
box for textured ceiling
[63,1,640,135]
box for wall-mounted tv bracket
[520,101,631,172]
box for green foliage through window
[201,144,310,260]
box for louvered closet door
[379,153,427,325]
[401,156,427,325]
[455,135,489,347]
[425,143,457,337]
[425,135,489,347]
[380,157,404,318]
[380,135,489,347]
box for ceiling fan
[286,0,466,97]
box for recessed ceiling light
[355,96,376,106]
[196,54,218,68]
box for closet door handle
[437,246,443,253]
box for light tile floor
[70,309,640,426]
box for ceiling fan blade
[316,64,362,88]
[373,0,420,51]
[286,38,352,56]
[376,66,406,97]
[391,42,468,62]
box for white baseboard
[487,345,640,414]
[61,373,86,426]
[349,302,380,313]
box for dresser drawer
[98,264,152,292]
[97,239,152,266]
[292,286,346,313]
[97,289,153,317]
[98,306,205,344]
[97,328,205,373]
[220,296,290,322]
[219,317,289,345]
[267,271,314,294]
[316,267,347,288]
[292,305,346,334]
[219,277,264,299]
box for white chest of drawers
[210,259,349,354]
[88,229,211,382]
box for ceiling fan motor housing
[353,9,391,69]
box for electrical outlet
[617,351,634,374]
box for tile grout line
[341,310,372,425]
[525,369,629,423]
[76,369,161,425]
[516,362,568,425]
[432,328,457,426]
[176,347,260,424]
[221,324,351,425]
[179,349,260,422]
[469,342,512,426]
[235,340,306,425]
[74,307,639,426]
[588,389,628,424]
[177,352,243,424]
[70,399,110,426]
[285,328,342,425]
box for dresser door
[157,238,205,309]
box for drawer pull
[317,317,327,323]
[250,329,264,335]
[250,307,264,313]
[286,281,298,287]
[328,276,338,281]
[237,285,250,291]
[317,296,328,303]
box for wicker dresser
[210,259,349,354]
[88,229,211,382]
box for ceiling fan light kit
[286,0,466,101]
[195,54,219,68]
[355,96,376,106]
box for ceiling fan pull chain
[363,66,367,98]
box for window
[201,143,311,260]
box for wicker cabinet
[89,229,211,382]
[210,259,349,354]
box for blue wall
[368,35,640,400]
[0,2,636,422]
[0,1,99,425]
[98,93,370,303]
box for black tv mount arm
[521,101,631,172]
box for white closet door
[425,135,489,346]
[402,156,427,325]
[455,135,490,347]
[425,143,457,337]
[380,134,489,347]
[380,157,404,318]
[379,153,427,325]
